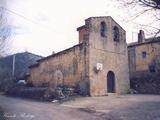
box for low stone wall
[130,71,160,94]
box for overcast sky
[1,0,152,56]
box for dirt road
[62,94,160,120]
[1,95,160,120]
[0,95,100,120]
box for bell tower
[78,16,130,96]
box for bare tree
[115,0,160,37]
[122,0,160,9]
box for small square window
[142,51,147,59]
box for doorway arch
[107,71,115,93]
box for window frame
[113,26,120,42]
[142,51,147,59]
[100,21,107,37]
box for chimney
[138,30,145,43]
[52,51,55,55]
[77,25,88,43]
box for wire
[0,6,60,34]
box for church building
[27,16,130,96]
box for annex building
[128,30,160,94]
[128,30,160,77]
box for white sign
[96,63,103,71]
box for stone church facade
[27,16,130,96]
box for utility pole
[12,54,15,77]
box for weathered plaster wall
[29,43,89,91]
[135,42,160,72]
[29,66,40,86]
[128,41,160,75]
[87,17,130,96]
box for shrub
[0,78,15,92]
[6,86,47,100]
[5,84,78,101]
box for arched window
[100,22,107,37]
[113,26,120,42]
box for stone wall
[87,17,130,96]
[28,43,89,94]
